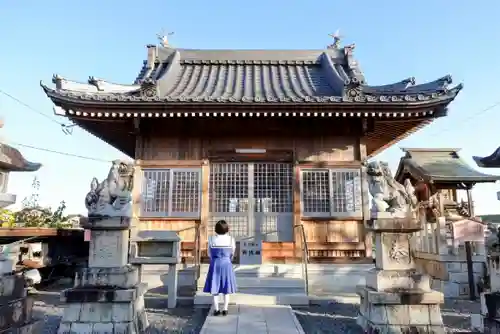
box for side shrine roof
[41,43,463,113]
[394,148,500,184]
[0,144,41,172]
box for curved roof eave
[40,81,462,109]
[0,144,42,172]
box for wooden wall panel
[301,220,363,243]
[137,135,357,163]
[300,220,367,260]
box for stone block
[428,304,443,325]
[70,322,93,333]
[0,275,26,303]
[91,322,114,334]
[449,271,469,283]
[61,283,147,304]
[365,268,431,292]
[414,258,448,280]
[111,303,134,322]
[368,216,421,232]
[384,305,410,325]
[79,303,113,322]
[74,265,139,289]
[446,261,462,273]
[88,230,129,268]
[430,279,443,291]
[0,297,34,331]
[374,233,414,271]
[57,322,72,334]
[443,281,460,298]
[61,304,82,322]
[0,260,15,275]
[357,285,444,305]
[82,216,132,230]
[113,322,134,334]
[470,313,483,332]
[407,305,430,325]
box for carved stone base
[0,275,42,333]
[357,286,445,333]
[74,265,139,288]
[57,284,148,334]
[365,268,431,292]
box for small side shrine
[0,120,41,209]
[0,120,42,333]
[394,148,500,298]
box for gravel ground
[31,283,482,333]
[31,287,209,334]
[293,299,481,334]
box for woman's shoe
[222,310,228,316]
[214,310,221,316]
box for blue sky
[1,0,500,215]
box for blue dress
[203,235,237,295]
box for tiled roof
[41,44,463,110]
[473,146,500,168]
[395,148,500,183]
[0,144,41,172]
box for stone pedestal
[57,216,148,334]
[0,245,42,333]
[129,231,181,309]
[357,215,445,333]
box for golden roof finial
[156,29,174,48]
[328,29,342,49]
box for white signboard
[451,219,485,243]
[239,240,262,265]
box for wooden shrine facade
[41,40,463,263]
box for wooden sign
[451,219,485,243]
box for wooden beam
[136,160,204,167]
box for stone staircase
[141,263,374,306]
[194,264,310,306]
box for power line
[9,141,111,163]
[0,89,63,126]
[0,88,110,163]
[426,100,500,138]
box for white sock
[223,294,230,311]
[213,295,219,311]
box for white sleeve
[207,236,212,258]
[231,236,236,253]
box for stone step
[198,263,374,277]
[197,276,306,289]
[194,292,309,306]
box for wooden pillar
[358,137,372,259]
[132,126,143,235]
[293,164,302,260]
[200,160,210,252]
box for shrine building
[41,37,462,264]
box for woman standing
[203,220,237,316]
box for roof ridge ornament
[156,29,174,48]
[328,30,342,49]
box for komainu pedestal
[57,216,148,334]
[357,215,445,333]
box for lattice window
[300,168,362,218]
[141,168,201,218]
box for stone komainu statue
[366,161,418,216]
[84,160,135,217]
